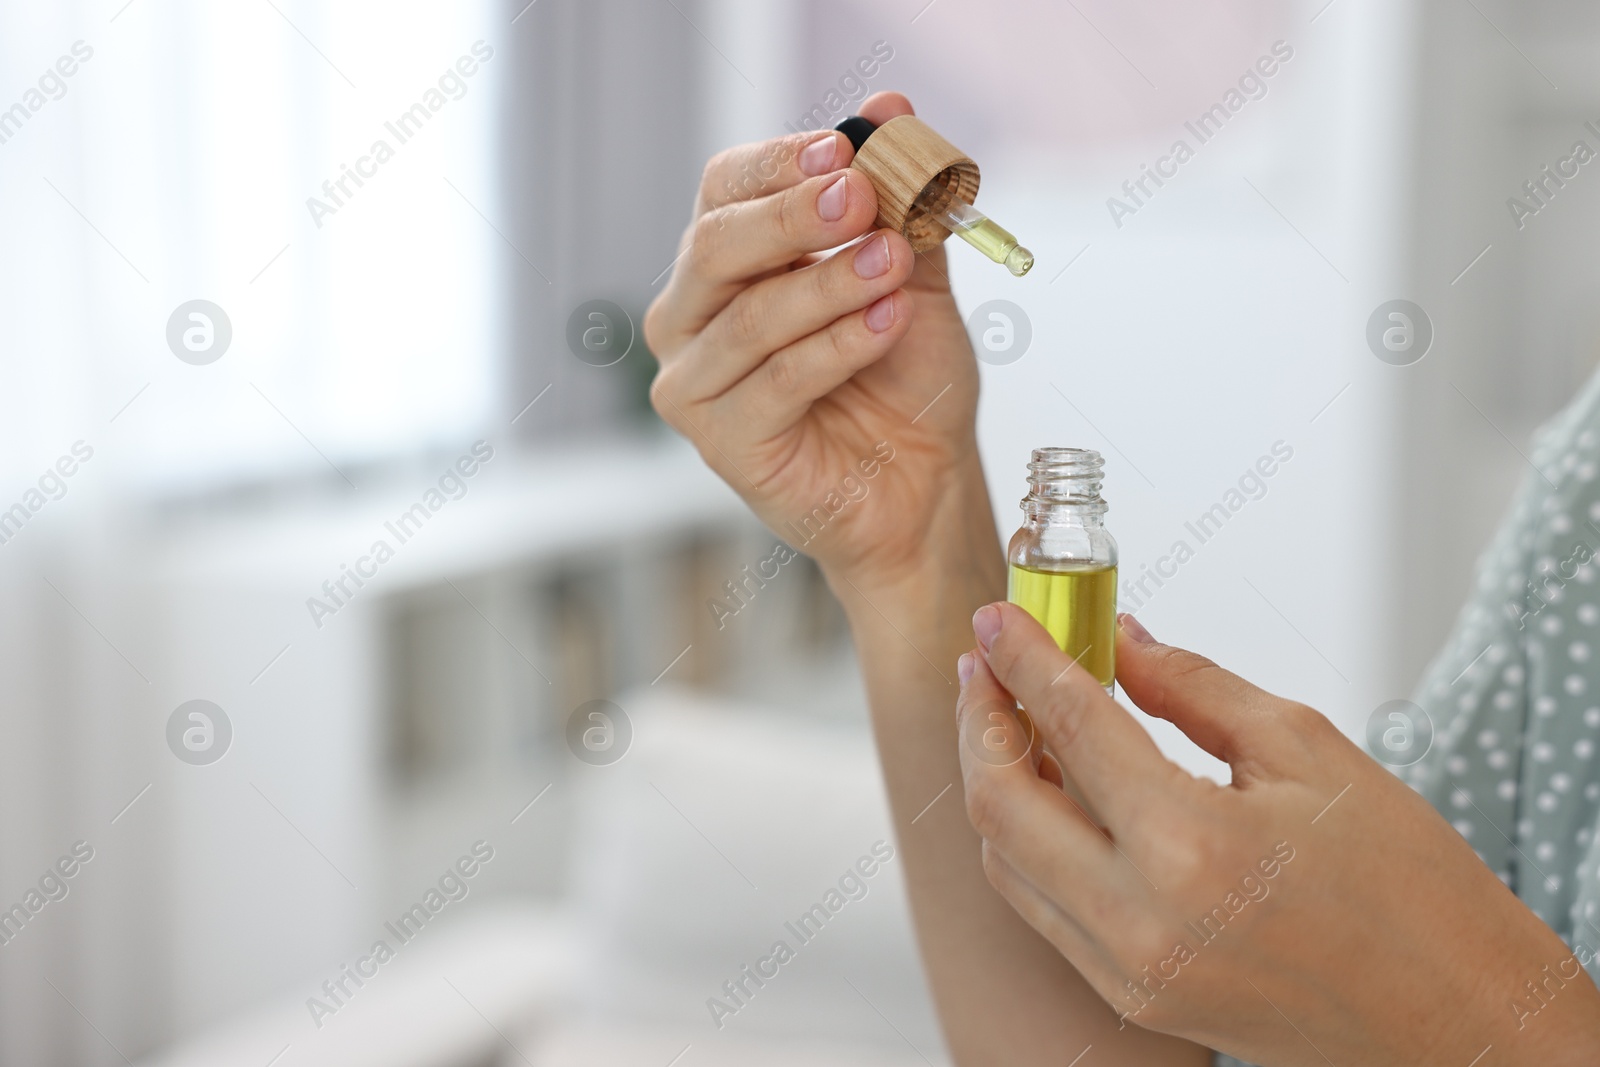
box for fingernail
[854,235,891,279]
[957,652,975,686]
[817,174,849,221]
[799,134,837,176]
[1119,613,1156,644]
[972,604,1002,652]
[864,293,897,333]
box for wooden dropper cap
[836,115,980,253]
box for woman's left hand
[956,602,1600,1066]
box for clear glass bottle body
[1006,448,1118,689]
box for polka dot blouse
[1217,372,1600,1065]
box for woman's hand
[647,94,1213,1066]
[643,93,986,592]
[957,603,1600,1065]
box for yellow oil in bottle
[1007,563,1117,688]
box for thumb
[857,91,914,125]
[847,94,952,294]
[1113,614,1304,781]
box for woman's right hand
[643,93,992,594]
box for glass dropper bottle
[1006,448,1118,691]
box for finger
[704,289,911,441]
[858,92,915,126]
[845,94,957,289]
[1114,614,1330,782]
[974,602,1176,831]
[1015,706,1049,776]
[697,129,853,213]
[795,204,955,296]
[656,169,881,342]
[694,169,877,283]
[681,229,913,400]
[846,95,957,294]
[957,648,1120,891]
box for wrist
[823,451,1006,655]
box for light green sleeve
[1217,369,1600,1065]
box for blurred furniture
[137,687,946,1067]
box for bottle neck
[1021,448,1107,526]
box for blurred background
[0,0,1595,1064]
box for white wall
[960,0,1418,776]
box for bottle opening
[1025,448,1105,506]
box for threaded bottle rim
[1023,447,1106,514]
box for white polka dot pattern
[1215,374,1600,1067]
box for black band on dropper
[834,116,877,152]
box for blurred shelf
[145,435,749,589]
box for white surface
[136,906,579,1067]
[519,1023,934,1067]
[140,691,948,1067]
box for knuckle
[703,140,791,206]
[1288,700,1332,732]
[1278,701,1336,748]
[1157,646,1224,686]
[1147,823,1212,895]
[1142,647,1226,717]
[815,247,864,307]
[699,149,731,198]
[720,291,765,351]
[763,347,801,398]
[1156,820,1258,906]
[648,368,696,432]
[773,182,809,245]
[688,209,729,270]
[724,166,764,203]
[1030,691,1084,751]
[647,372,674,423]
[810,256,845,306]
[821,314,857,367]
[744,140,787,192]
[1118,919,1179,977]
